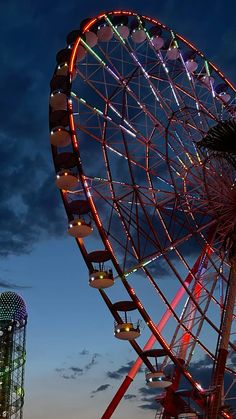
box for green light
[205,60,210,76]
[104,16,126,45]
[94,107,103,115]
[80,39,106,66]
[16,387,24,397]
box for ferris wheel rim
[50,9,236,417]
[68,9,236,352]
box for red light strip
[62,10,236,417]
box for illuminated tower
[0,292,27,419]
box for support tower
[0,292,27,419]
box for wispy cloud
[0,279,31,289]
[91,384,110,398]
[124,394,136,400]
[79,349,89,356]
[106,361,143,380]
[69,367,83,375]
[55,352,101,380]
[84,353,100,371]
[61,374,77,380]
[55,366,83,380]
[138,386,163,410]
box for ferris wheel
[49,10,236,418]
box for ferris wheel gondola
[49,10,236,418]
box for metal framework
[49,10,236,418]
[0,292,27,419]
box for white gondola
[97,25,113,42]
[89,270,114,289]
[50,91,67,111]
[167,46,180,60]
[55,169,78,190]
[56,63,69,76]
[219,92,231,103]
[201,75,214,87]
[114,322,140,340]
[131,29,146,43]
[151,36,164,50]
[68,218,93,238]
[185,59,198,73]
[76,45,87,62]
[116,25,130,39]
[85,31,98,47]
[50,128,71,148]
[146,371,172,388]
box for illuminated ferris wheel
[49,10,236,418]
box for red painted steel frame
[67,12,235,417]
[50,9,236,419]
[102,242,213,418]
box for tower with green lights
[0,292,27,419]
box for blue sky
[1,0,236,418]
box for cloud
[84,353,100,371]
[91,384,110,397]
[139,386,160,397]
[0,130,65,257]
[106,361,134,380]
[61,374,76,380]
[55,365,83,380]
[55,352,100,381]
[69,367,83,375]
[0,279,31,289]
[106,361,144,380]
[138,397,158,410]
[55,368,64,373]
[79,349,89,356]
[106,371,121,380]
[138,386,165,411]
[124,394,136,400]
[55,366,83,380]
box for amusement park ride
[0,292,27,419]
[49,10,236,418]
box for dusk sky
[1,1,236,418]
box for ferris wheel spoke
[102,15,175,117]
[78,35,178,139]
[50,10,236,418]
[72,92,181,175]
